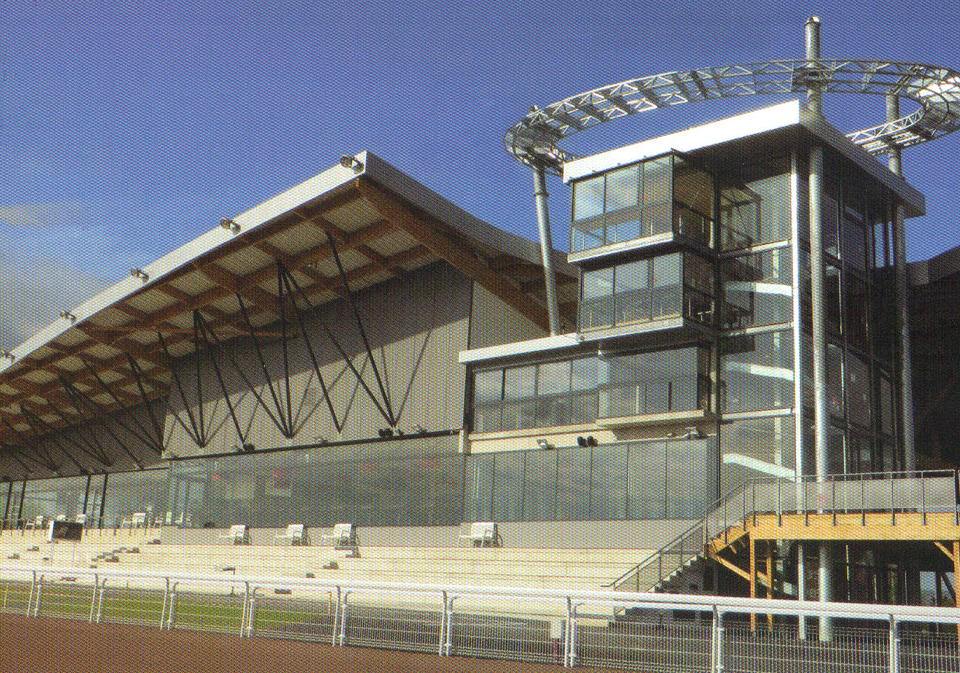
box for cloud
[0,201,111,350]
[0,202,87,230]
[0,252,109,351]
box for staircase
[604,480,773,596]
[607,470,960,601]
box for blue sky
[1,0,958,347]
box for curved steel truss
[505,59,960,174]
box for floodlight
[340,155,364,173]
[220,218,241,234]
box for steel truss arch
[505,59,960,173]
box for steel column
[887,93,916,473]
[533,166,562,335]
[809,136,834,641]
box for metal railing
[605,470,960,594]
[2,564,959,672]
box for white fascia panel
[0,156,367,373]
[564,100,805,182]
[459,333,581,365]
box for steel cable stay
[0,417,60,473]
[231,298,296,439]
[124,354,168,454]
[17,405,89,474]
[41,402,113,469]
[281,264,395,429]
[277,264,343,435]
[323,233,397,428]
[0,443,35,475]
[73,357,165,455]
[157,332,208,448]
[58,379,145,470]
[190,310,256,445]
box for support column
[806,15,833,642]
[953,540,960,641]
[533,166,562,336]
[749,537,756,632]
[887,93,916,473]
[766,543,774,631]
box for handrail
[3,563,960,624]
[603,479,754,591]
[603,469,959,593]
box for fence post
[332,587,341,647]
[888,616,900,673]
[566,601,580,668]
[338,590,351,647]
[438,592,447,657]
[246,587,258,638]
[891,477,896,526]
[95,578,106,623]
[921,475,927,525]
[89,574,100,623]
[861,477,866,526]
[832,479,837,525]
[32,573,43,617]
[160,577,169,629]
[444,595,456,656]
[27,570,37,617]
[241,583,250,637]
[167,582,178,630]
[777,479,782,527]
[711,608,724,673]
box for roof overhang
[0,153,576,456]
[564,100,925,218]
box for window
[598,346,711,418]
[571,154,714,253]
[579,252,715,331]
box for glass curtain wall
[579,252,716,330]
[798,151,897,475]
[719,154,797,492]
[473,347,712,433]
[466,439,711,523]
[166,434,463,530]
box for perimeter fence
[1,564,958,672]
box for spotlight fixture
[130,268,149,282]
[587,436,598,447]
[59,310,77,323]
[413,425,427,435]
[340,155,364,173]
[684,427,706,439]
[243,443,255,453]
[536,438,553,450]
[220,218,241,234]
[1,351,14,361]
[577,436,587,447]
[378,428,394,438]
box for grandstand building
[1,74,959,610]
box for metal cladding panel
[468,283,549,350]
[163,262,471,457]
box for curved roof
[0,152,576,460]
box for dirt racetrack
[0,613,622,673]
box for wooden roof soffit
[356,178,551,332]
